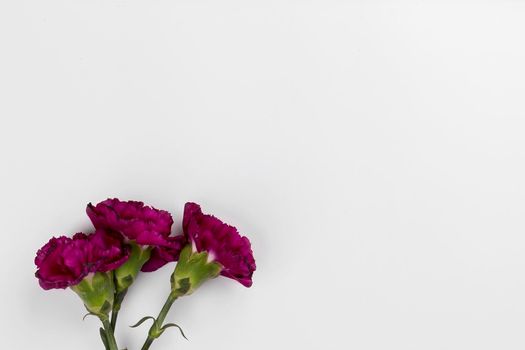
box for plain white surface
[1,1,525,349]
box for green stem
[142,338,154,350]
[141,292,178,350]
[101,317,119,350]
[111,289,128,331]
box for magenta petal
[35,229,129,290]
[35,236,70,266]
[182,202,201,234]
[135,230,171,247]
[182,202,256,287]
[141,235,186,272]
[89,229,130,272]
[35,234,92,290]
[87,198,173,246]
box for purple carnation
[183,203,256,287]
[35,229,129,290]
[86,199,174,247]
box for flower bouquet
[34,199,256,350]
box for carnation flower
[35,229,129,290]
[169,203,256,296]
[35,229,129,317]
[182,202,256,287]
[86,198,176,291]
[86,198,174,246]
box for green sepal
[114,243,152,292]
[70,272,115,318]
[170,244,222,296]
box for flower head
[35,229,129,290]
[181,202,256,287]
[86,198,174,246]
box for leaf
[99,327,109,350]
[130,316,156,328]
[161,323,188,340]
[82,312,98,321]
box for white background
[1,1,524,349]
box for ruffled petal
[141,235,186,272]
[35,229,129,290]
[87,198,173,246]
